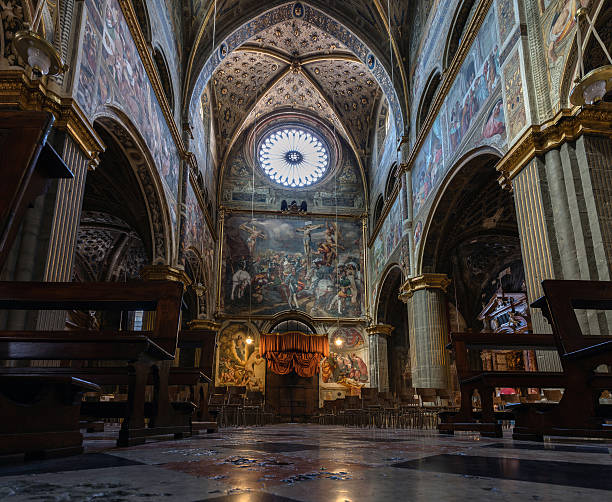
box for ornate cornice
[140,264,192,289]
[399,273,451,301]
[399,0,494,176]
[366,323,394,337]
[0,71,104,167]
[496,103,612,189]
[187,319,221,332]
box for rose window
[259,127,329,187]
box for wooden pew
[438,332,562,437]
[511,280,612,440]
[0,280,190,447]
[439,280,612,440]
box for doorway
[265,368,318,422]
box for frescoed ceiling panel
[211,51,289,148]
[302,59,381,154]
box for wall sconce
[569,3,612,106]
[334,338,343,347]
[13,1,68,78]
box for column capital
[366,323,395,337]
[140,264,192,290]
[186,319,221,332]
[399,273,451,302]
[496,103,612,189]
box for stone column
[500,107,612,369]
[400,273,451,390]
[365,323,394,392]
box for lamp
[13,1,68,78]
[569,3,612,106]
[245,336,254,345]
[334,337,343,347]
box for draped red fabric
[260,332,329,377]
[265,352,324,378]
[259,332,329,357]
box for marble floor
[1,424,611,501]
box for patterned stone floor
[1,424,611,501]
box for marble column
[400,273,451,390]
[365,323,394,393]
[511,133,612,369]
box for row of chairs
[208,386,275,427]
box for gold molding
[219,206,364,220]
[140,264,192,289]
[496,103,612,189]
[366,323,394,337]
[399,0,493,176]
[399,273,451,301]
[0,71,105,167]
[187,319,221,331]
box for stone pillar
[499,106,612,369]
[366,323,394,392]
[400,273,451,390]
[36,134,92,330]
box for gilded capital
[496,103,612,189]
[187,319,221,332]
[366,323,395,337]
[399,273,451,302]
[140,264,192,289]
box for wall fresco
[76,0,180,228]
[221,214,365,318]
[502,49,527,142]
[411,5,506,218]
[370,196,403,288]
[496,0,517,47]
[216,323,266,390]
[321,326,369,392]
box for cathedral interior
[1,0,612,500]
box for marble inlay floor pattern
[1,424,611,501]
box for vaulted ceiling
[181,1,413,177]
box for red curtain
[260,332,329,378]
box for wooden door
[265,369,318,422]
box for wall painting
[502,49,528,142]
[221,214,365,318]
[216,323,265,390]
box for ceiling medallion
[293,3,305,18]
[259,127,329,187]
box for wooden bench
[511,280,612,440]
[0,280,191,448]
[439,280,612,440]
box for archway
[264,317,322,422]
[376,264,410,399]
[420,149,530,383]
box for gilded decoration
[366,323,394,337]
[140,264,192,289]
[0,72,104,167]
[496,103,612,189]
[399,273,451,301]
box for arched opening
[421,149,531,381]
[376,265,411,400]
[71,123,154,331]
[152,47,175,113]
[384,162,399,200]
[373,194,384,226]
[443,0,477,70]
[416,71,442,132]
[264,316,320,422]
[130,0,151,43]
